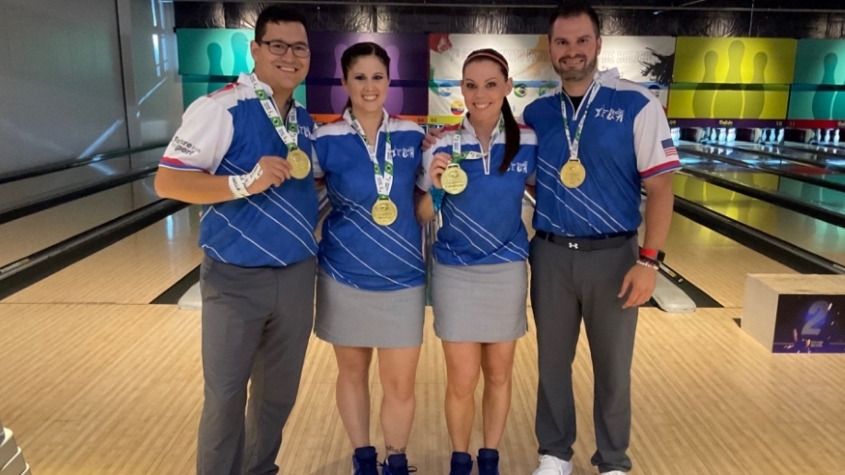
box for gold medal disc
[441,165,469,195]
[560,159,586,188]
[287,149,312,179]
[371,198,399,226]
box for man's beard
[553,55,598,82]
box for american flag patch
[661,138,678,158]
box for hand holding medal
[428,152,454,190]
[286,148,311,179]
[442,132,469,194]
[249,72,311,180]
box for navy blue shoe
[352,446,380,475]
[381,453,417,475]
[477,448,500,475]
[448,451,473,475]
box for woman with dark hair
[311,42,425,475]
[415,48,538,475]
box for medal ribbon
[248,72,300,152]
[346,109,393,200]
[453,115,505,173]
[560,76,601,161]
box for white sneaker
[600,471,627,475]
[531,455,573,475]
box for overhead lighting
[654,0,707,15]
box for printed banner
[305,32,429,123]
[667,83,789,119]
[673,37,797,85]
[428,34,674,122]
[175,28,305,109]
[793,39,845,85]
[429,34,557,123]
[428,81,559,125]
[429,34,556,82]
[773,295,845,353]
[788,85,845,120]
[598,36,676,85]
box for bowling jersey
[313,109,425,291]
[417,116,537,266]
[522,68,680,237]
[159,73,318,267]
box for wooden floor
[1,304,843,475]
[1,207,844,474]
[661,213,796,308]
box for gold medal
[371,198,398,226]
[560,159,586,188]
[441,164,469,195]
[287,148,311,179]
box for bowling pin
[825,129,832,144]
[834,129,840,145]
[743,52,768,119]
[833,75,845,120]
[777,128,784,144]
[812,53,838,119]
[727,128,736,144]
[693,51,719,118]
[711,128,718,143]
[713,41,745,119]
[718,128,727,144]
[385,45,405,114]
[231,33,250,75]
[331,44,350,113]
[816,128,823,144]
[207,42,226,95]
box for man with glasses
[154,5,317,475]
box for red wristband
[639,248,659,260]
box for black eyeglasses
[258,40,311,58]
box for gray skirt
[315,268,425,348]
[431,260,528,343]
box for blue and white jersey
[417,116,537,266]
[522,68,681,237]
[313,109,425,291]
[159,73,318,267]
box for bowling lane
[2,206,203,305]
[681,142,845,188]
[521,188,792,308]
[660,212,794,308]
[729,142,845,169]
[682,141,845,173]
[679,152,845,214]
[673,172,845,267]
[0,147,162,214]
[0,177,161,269]
[781,140,845,157]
